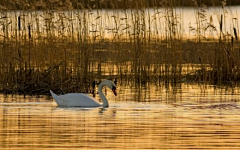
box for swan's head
[103,80,117,96]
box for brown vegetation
[0,0,240,10]
[0,0,239,95]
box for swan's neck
[98,82,109,107]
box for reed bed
[0,0,239,95]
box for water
[1,83,240,149]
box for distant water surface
[3,6,240,39]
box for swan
[50,80,117,107]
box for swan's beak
[112,89,117,96]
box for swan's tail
[50,90,61,106]
[50,90,57,97]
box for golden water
[1,83,240,149]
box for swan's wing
[58,93,101,107]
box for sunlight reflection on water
[0,83,240,149]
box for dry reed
[0,0,239,95]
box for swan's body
[50,80,117,107]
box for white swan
[50,80,117,107]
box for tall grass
[0,0,239,95]
[188,0,240,84]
